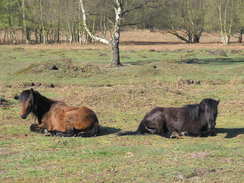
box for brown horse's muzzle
[21,114,28,119]
[20,101,32,120]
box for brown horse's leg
[30,123,47,134]
[51,129,75,137]
[76,123,100,137]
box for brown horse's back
[65,106,99,130]
[46,103,99,133]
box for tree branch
[79,0,110,45]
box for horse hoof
[169,135,177,139]
[170,135,183,139]
[44,129,52,136]
[181,131,188,136]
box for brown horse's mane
[31,91,57,123]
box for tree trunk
[111,37,121,66]
[168,31,188,43]
[238,29,243,43]
[34,29,39,43]
[193,34,201,43]
[80,0,124,66]
[39,0,46,44]
[26,28,31,43]
[221,33,230,45]
[22,0,29,44]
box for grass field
[0,31,244,183]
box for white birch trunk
[22,0,28,44]
[79,0,122,66]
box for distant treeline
[0,0,243,45]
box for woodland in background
[0,0,243,45]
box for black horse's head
[15,88,35,119]
[199,98,220,129]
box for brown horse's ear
[30,88,34,101]
[30,88,35,97]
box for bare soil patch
[15,59,102,78]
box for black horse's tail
[117,120,147,136]
[117,130,142,136]
[117,118,156,136]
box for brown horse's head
[15,88,34,119]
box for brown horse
[15,88,100,137]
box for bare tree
[215,0,238,45]
[79,0,154,66]
[21,0,29,44]
[167,0,206,43]
[80,0,122,66]
[236,0,244,43]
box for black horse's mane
[183,104,200,121]
[182,98,219,121]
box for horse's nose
[21,114,27,119]
[14,95,19,100]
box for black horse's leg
[166,126,182,139]
[209,128,217,136]
[201,128,216,137]
[200,125,212,137]
[180,131,189,136]
[144,126,157,134]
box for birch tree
[21,0,29,44]
[79,0,154,66]
[236,0,244,43]
[215,0,238,45]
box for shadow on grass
[122,41,243,45]
[216,128,244,138]
[122,41,182,45]
[97,126,121,136]
[182,57,244,65]
[124,60,160,66]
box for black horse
[118,98,219,138]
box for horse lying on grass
[118,98,219,138]
[15,88,100,137]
